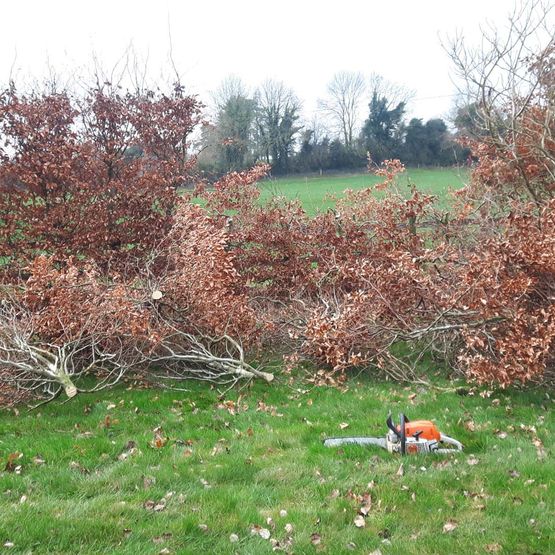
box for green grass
[0,374,552,554]
[260,168,469,215]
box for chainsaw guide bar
[324,413,463,455]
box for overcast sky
[1,0,523,123]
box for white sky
[1,0,522,125]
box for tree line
[198,73,471,176]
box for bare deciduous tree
[367,72,415,112]
[445,0,555,204]
[212,75,250,111]
[319,71,366,148]
[255,80,301,174]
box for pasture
[259,168,469,214]
[0,375,552,554]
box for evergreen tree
[361,92,406,164]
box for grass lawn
[0,374,552,554]
[259,168,469,215]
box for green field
[0,375,552,554]
[259,168,469,214]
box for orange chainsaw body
[398,420,441,441]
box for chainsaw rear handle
[435,434,464,453]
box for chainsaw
[324,413,463,455]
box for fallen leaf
[433,459,451,469]
[339,422,349,430]
[279,509,288,517]
[464,420,476,432]
[310,533,321,546]
[485,544,502,553]
[143,498,166,512]
[359,492,372,515]
[258,528,271,540]
[4,452,23,473]
[152,533,172,544]
[229,533,239,543]
[285,523,293,534]
[198,524,208,532]
[154,500,166,512]
[102,414,119,428]
[211,442,225,456]
[69,461,89,474]
[256,401,282,416]
[149,426,169,449]
[32,455,46,465]
[143,475,156,489]
[443,520,458,533]
[532,436,546,460]
[466,455,479,465]
[396,463,404,476]
[354,515,366,528]
[118,440,139,461]
[217,400,238,415]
